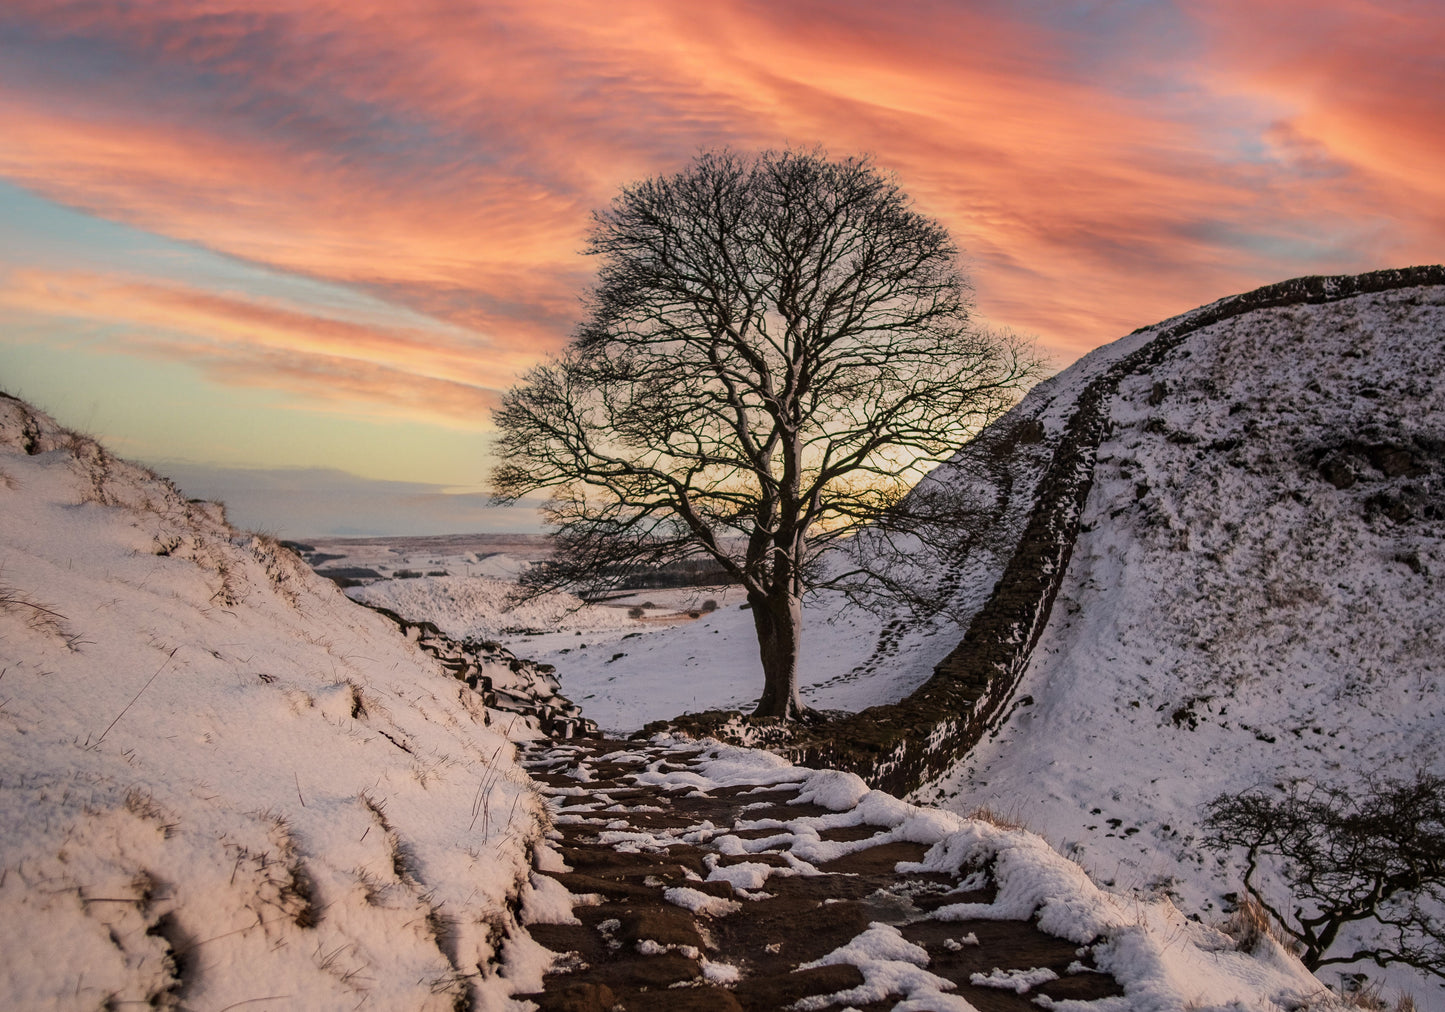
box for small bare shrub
[1204,772,1445,977]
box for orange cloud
[0,268,506,426]
[0,93,588,342]
[1,0,1441,382]
[1195,0,1445,212]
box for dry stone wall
[661,266,1445,796]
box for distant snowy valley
[309,535,967,732]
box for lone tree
[492,149,1035,719]
[1202,773,1445,979]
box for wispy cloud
[0,268,505,425]
[1,0,1440,399]
[1195,0,1445,212]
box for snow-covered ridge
[931,269,1445,1004]
[0,393,560,1010]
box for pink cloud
[0,0,1440,382]
[1195,0,1445,216]
[0,269,504,425]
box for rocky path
[517,736,1124,1011]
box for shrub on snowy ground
[1203,773,1445,979]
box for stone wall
[657,266,1445,796]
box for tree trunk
[749,587,805,719]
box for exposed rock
[361,602,597,738]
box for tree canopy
[492,148,1036,718]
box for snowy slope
[0,395,557,1011]
[352,572,641,640]
[927,279,1445,1006]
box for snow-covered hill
[0,395,558,1010]
[921,269,1445,1006]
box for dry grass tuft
[348,681,368,720]
[0,575,78,646]
[360,792,422,886]
[353,867,390,907]
[1338,977,1419,1012]
[964,803,1032,832]
[256,812,320,929]
[1219,893,1300,956]
[242,532,308,608]
[124,788,168,824]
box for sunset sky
[2,1,1442,535]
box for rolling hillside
[0,395,559,1010]
[0,391,1343,1010]
[917,267,1445,1005]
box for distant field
[302,532,556,559]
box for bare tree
[1202,772,1445,979]
[492,149,1036,719]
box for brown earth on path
[517,736,1124,1011]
